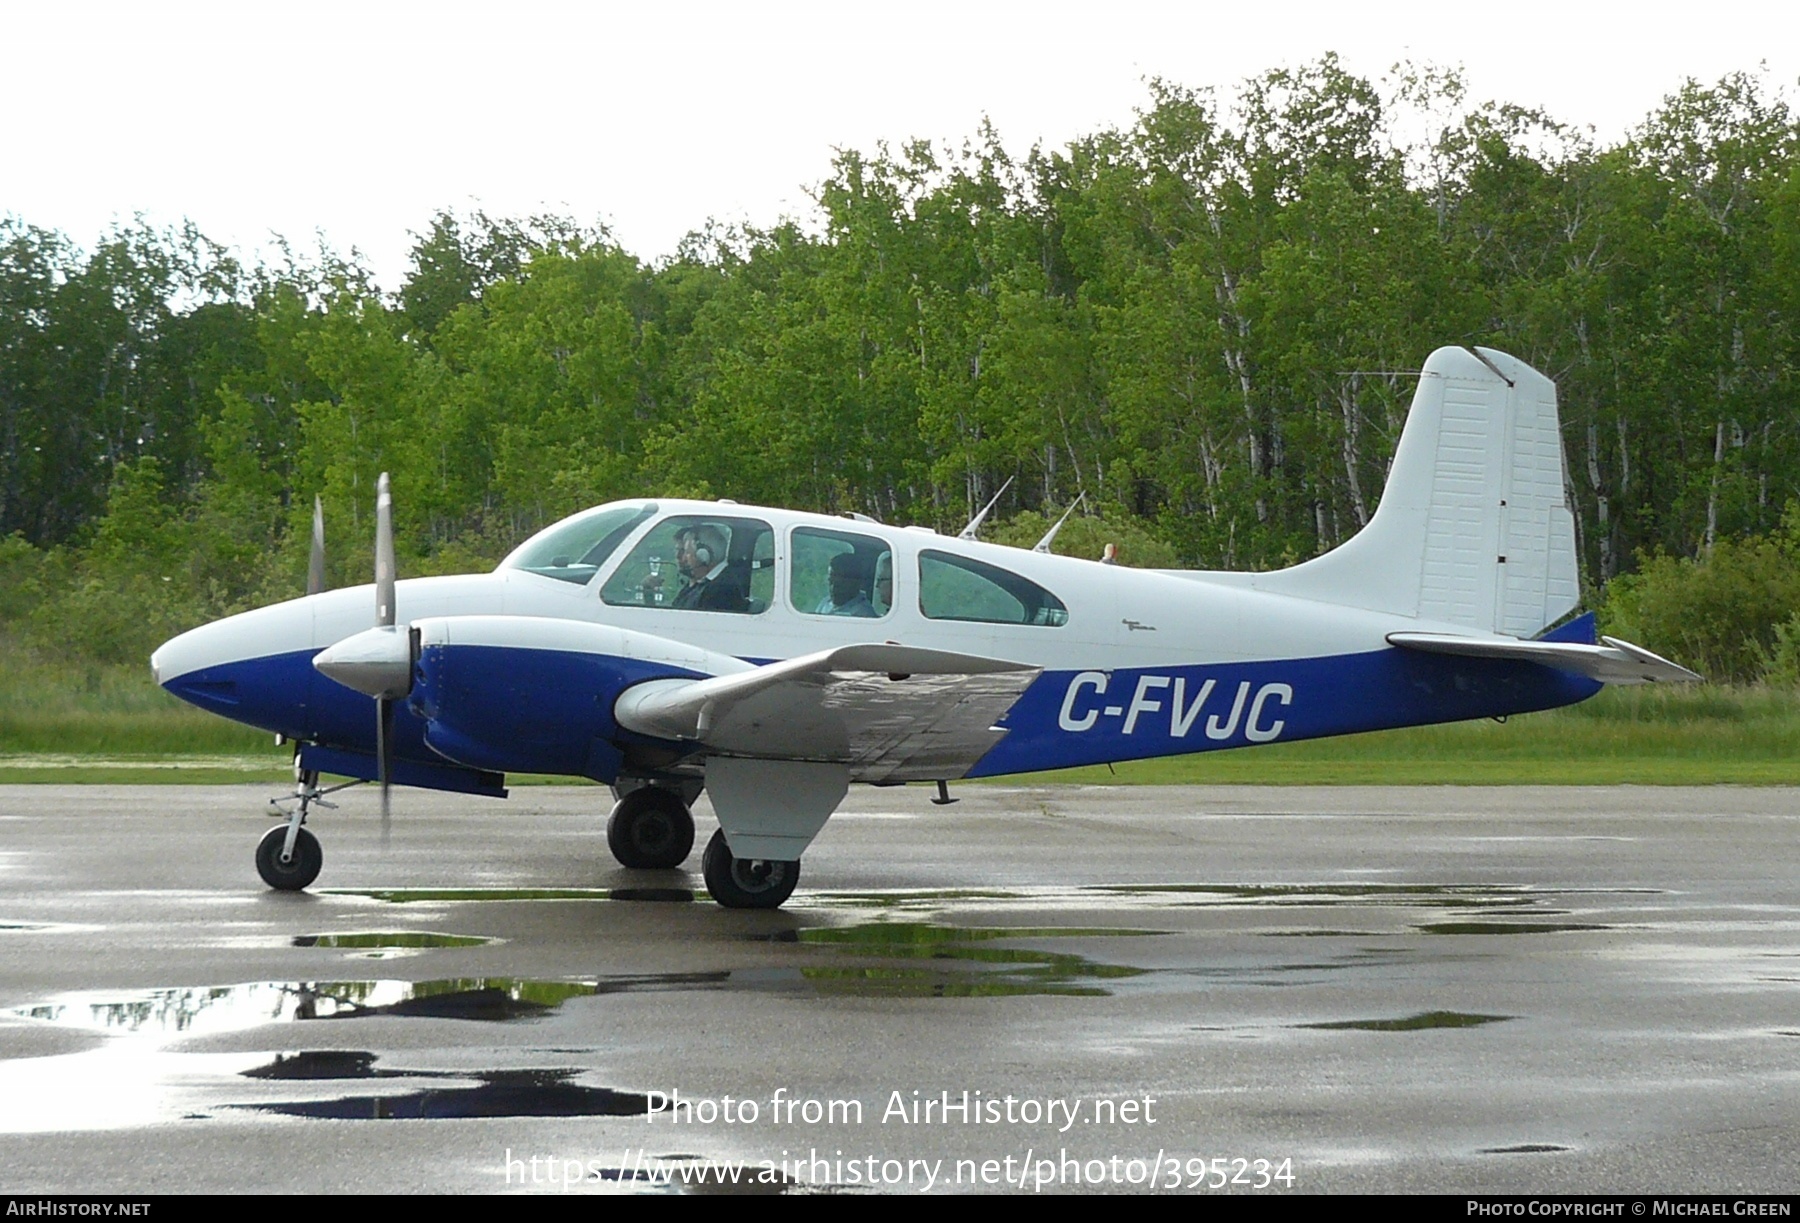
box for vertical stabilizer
[1237,347,1580,636]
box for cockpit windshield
[498,502,657,585]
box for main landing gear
[605,783,800,908]
[605,786,697,870]
[701,829,799,910]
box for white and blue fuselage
[150,496,1600,791]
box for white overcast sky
[3,1,1795,289]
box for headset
[680,527,717,568]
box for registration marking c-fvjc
[1056,672,1292,743]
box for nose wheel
[256,825,323,890]
[701,828,799,909]
[606,786,697,869]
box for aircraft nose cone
[313,626,414,699]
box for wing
[613,643,1041,782]
[1386,631,1701,685]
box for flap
[614,643,1041,782]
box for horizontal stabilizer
[1387,631,1702,685]
[615,644,1040,782]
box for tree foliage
[3,64,1798,678]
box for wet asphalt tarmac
[0,782,1796,1194]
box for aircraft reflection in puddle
[1296,1011,1511,1031]
[0,921,1152,1136]
[15,978,604,1033]
[232,1063,651,1120]
[15,922,1158,1043]
[231,1054,805,1191]
[328,887,695,904]
[780,922,1152,998]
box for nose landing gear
[256,824,323,890]
[258,760,360,892]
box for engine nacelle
[406,616,751,781]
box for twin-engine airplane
[151,347,1697,909]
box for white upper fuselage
[152,497,1492,688]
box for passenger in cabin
[872,552,894,614]
[815,551,877,617]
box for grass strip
[3,651,1795,785]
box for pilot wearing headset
[671,524,747,612]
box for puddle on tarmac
[1415,922,1609,936]
[1297,1011,1511,1032]
[244,1050,395,1079]
[292,931,494,957]
[331,887,695,904]
[608,888,697,903]
[805,889,1027,910]
[13,979,597,1035]
[786,922,1155,998]
[811,882,1637,931]
[226,1055,807,1192]
[1094,883,1551,909]
[12,922,1157,1040]
[231,1068,651,1120]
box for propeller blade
[374,472,396,844]
[307,496,327,596]
[376,696,393,847]
[375,472,396,628]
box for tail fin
[1248,346,1580,637]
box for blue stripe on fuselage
[965,647,1602,777]
[165,642,1602,785]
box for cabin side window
[790,527,892,619]
[917,550,1068,627]
[600,515,775,614]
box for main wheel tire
[701,828,799,909]
[256,825,322,891]
[607,787,696,870]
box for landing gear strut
[701,828,799,909]
[606,786,696,870]
[258,759,359,892]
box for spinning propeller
[307,495,326,597]
[311,473,414,845]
